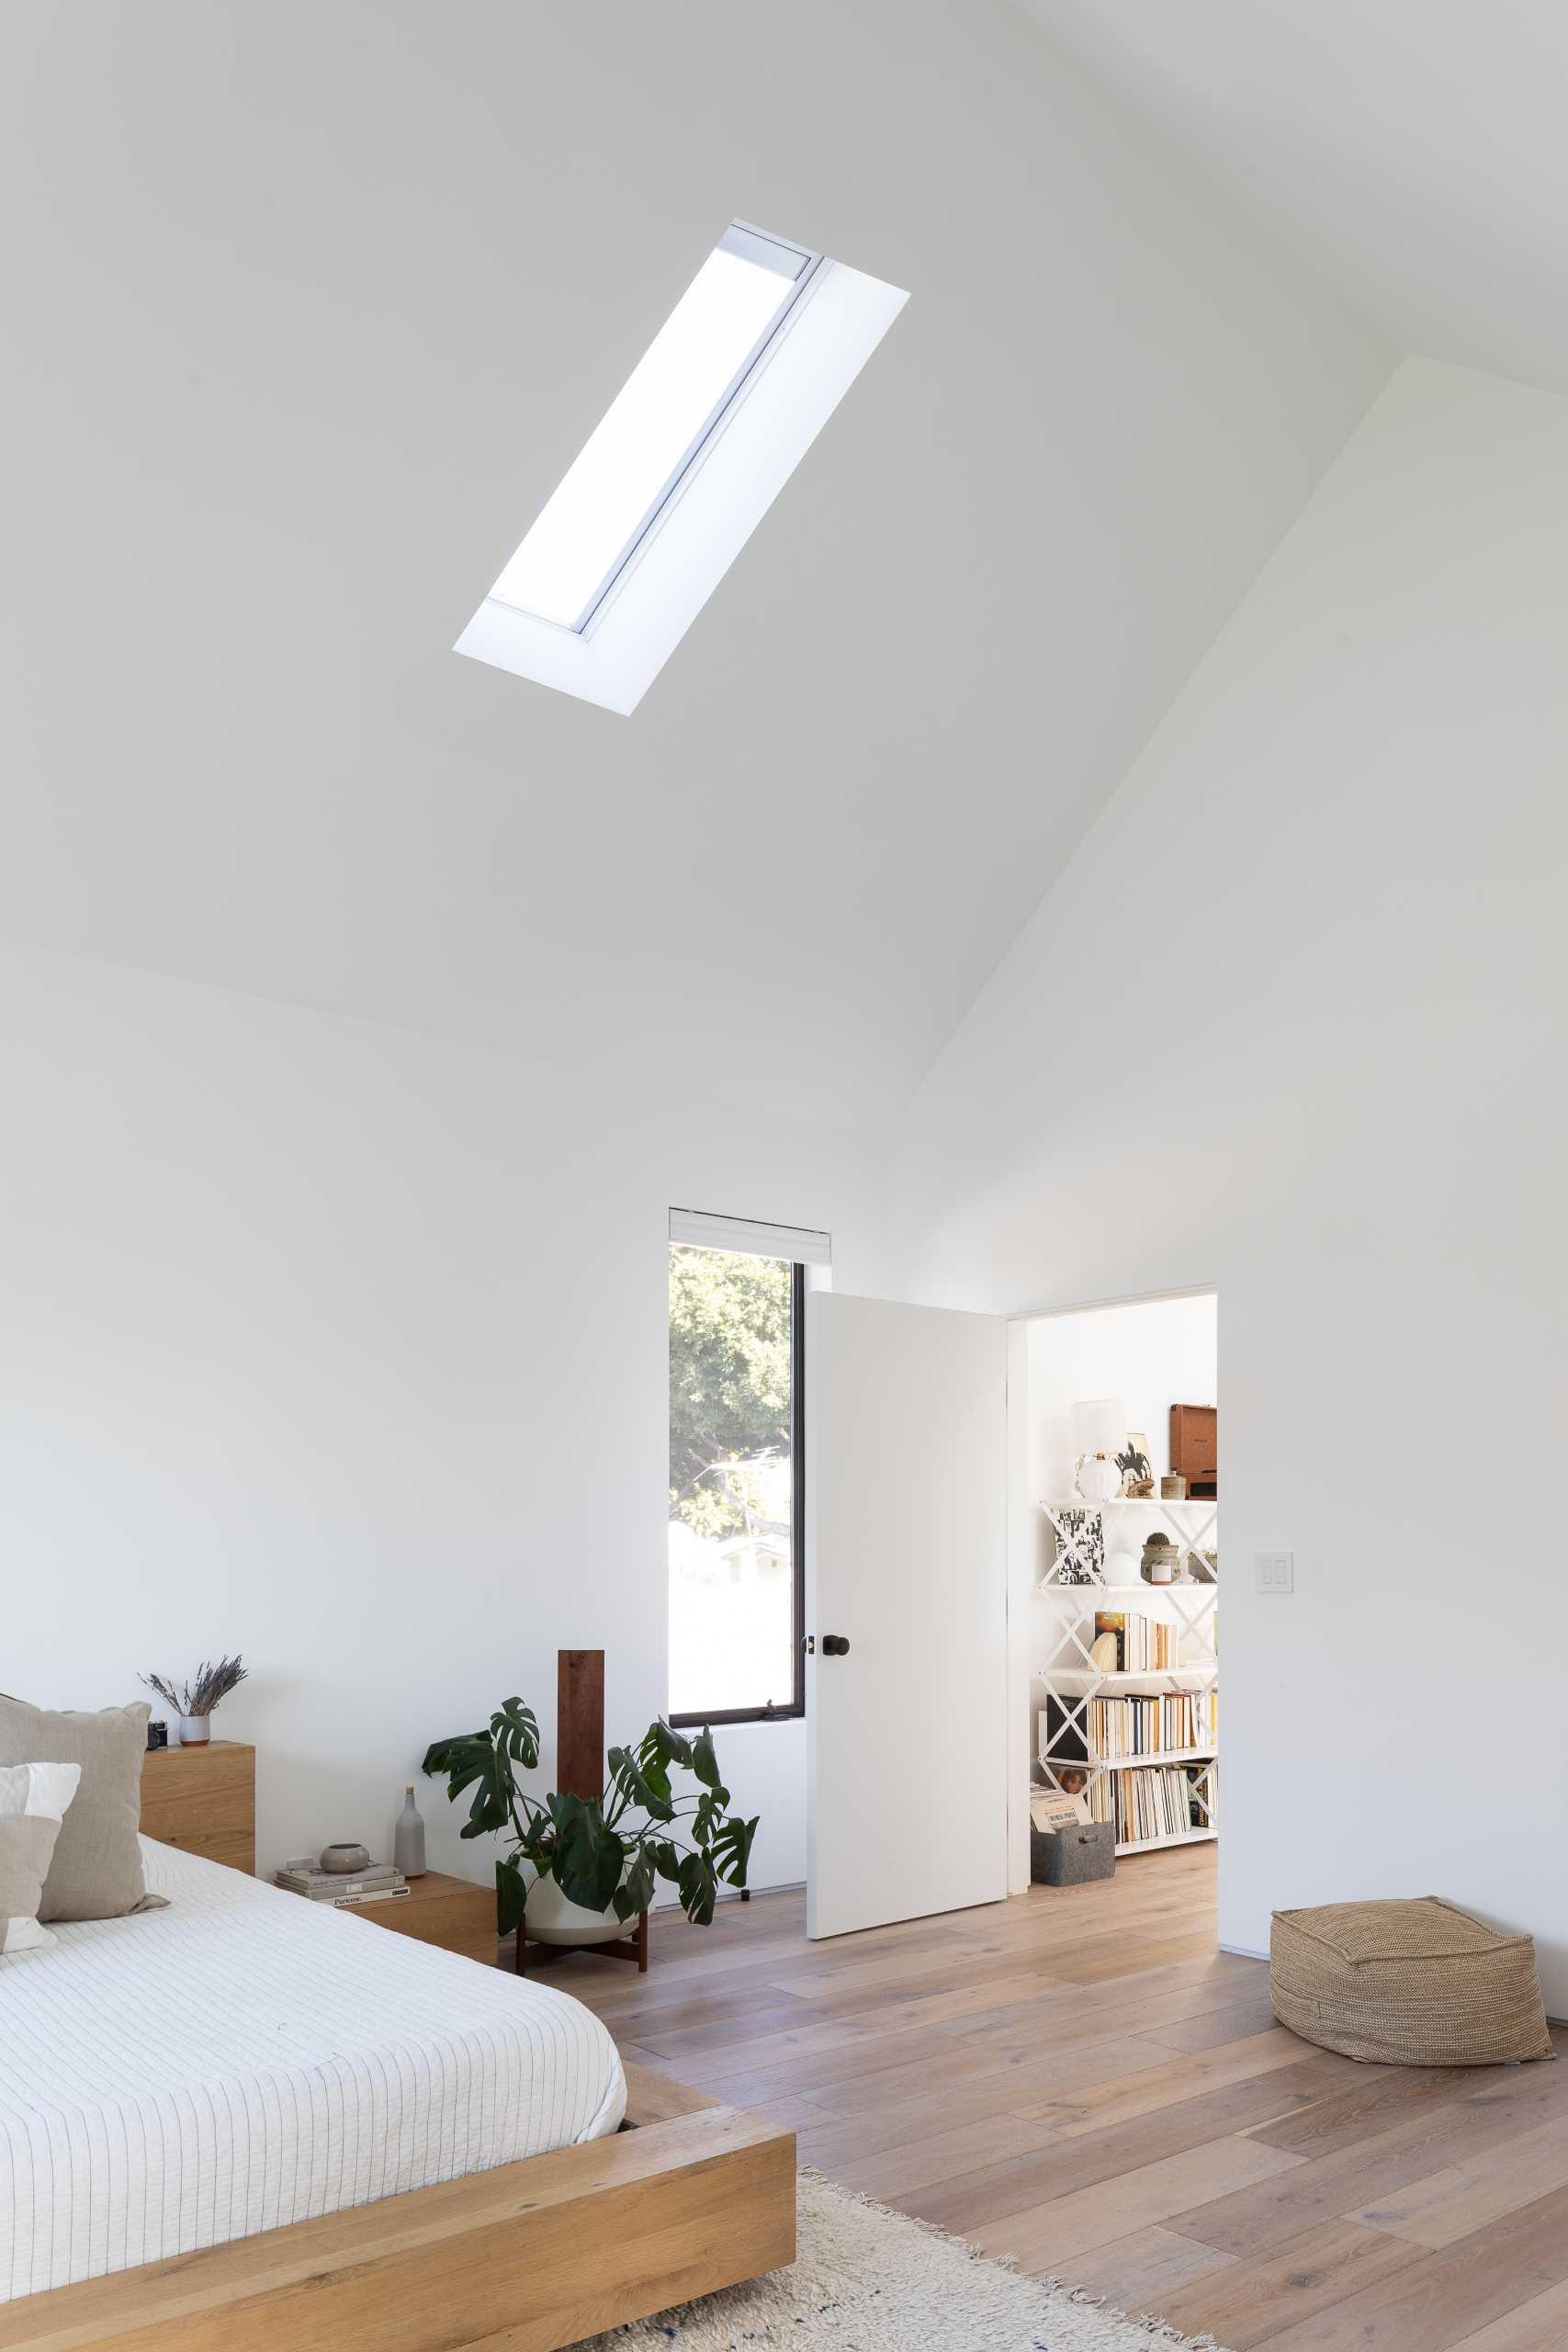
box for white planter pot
[178,1714,211,1747]
[524,1870,629,1947]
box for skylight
[457,221,908,714]
[491,225,818,635]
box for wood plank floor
[519,1849,1568,2349]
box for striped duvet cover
[0,1837,626,2300]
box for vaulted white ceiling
[1031,0,1568,400]
[0,4,1388,1126]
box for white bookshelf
[1034,1495,1218,1856]
[1049,1666,1215,1693]
[1112,1826,1217,1855]
[1089,1747,1216,1770]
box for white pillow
[0,1761,83,1954]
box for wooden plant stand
[516,1905,648,1975]
[515,1649,649,1975]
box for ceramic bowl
[319,1842,371,1874]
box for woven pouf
[1271,1896,1554,2067]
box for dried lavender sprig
[140,1655,247,1718]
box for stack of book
[1086,1763,1211,1845]
[275,1858,410,1908]
[1093,1611,1179,1672]
[1086,1690,1215,1758]
[1041,1688,1217,1768]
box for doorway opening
[1008,1289,1218,1894]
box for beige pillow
[0,1762,82,1953]
[0,1698,165,1921]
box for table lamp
[1073,1397,1128,1502]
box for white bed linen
[0,1838,626,2301]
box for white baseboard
[1219,1939,1269,1962]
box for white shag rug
[578,2170,1230,2349]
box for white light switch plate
[1255,1550,1294,1593]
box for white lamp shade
[1073,1398,1128,1457]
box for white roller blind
[669,1206,832,1267]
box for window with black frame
[667,1212,826,1726]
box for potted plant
[1140,1532,1179,1586]
[423,1699,758,1942]
[140,1655,247,1747]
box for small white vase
[178,1714,211,1747]
[524,1871,629,1947]
[1075,1453,1122,1504]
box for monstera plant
[423,1699,758,1936]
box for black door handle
[821,1634,851,1657]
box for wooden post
[557,1649,605,1801]
[517,1650,648,1974]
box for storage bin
[1031,1818,1116,1886]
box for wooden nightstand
[344,1871,497,1964]
[141,1738,256,1873]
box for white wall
[1,945,880,1892]
[0,0,1393,1930]
[0,0,1392,1136]
[888,359,1568,1999]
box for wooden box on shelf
[1169,1402,1217,1498]
[348,1871,497,1965]
[141,1738,255,1874]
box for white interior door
[807,1292,1008,1939]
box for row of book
[1082,1690,1215,1758]
[1040,1692,1215,1768]
[1093,1611,1181,1672]
[275,1857,411,1909]
[1087,1763,1213,1846]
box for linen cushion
[0,1698,165,1921]
[0,1761,82,1953]
[1271,1896,1554,2066]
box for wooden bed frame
[0,2066,795,2352]
[64,1703,794,2346]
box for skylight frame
[491,222,823,639]
[457,223,908,716]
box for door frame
[1003,1282,1220,1895]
